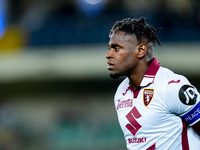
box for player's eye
[108,45,120,52]
[114,47,120,51]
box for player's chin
[110,72,120,79]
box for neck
[128,59,152,91]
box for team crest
[143,88,154,106]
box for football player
[106,17,200,150]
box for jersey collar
[140,57,160,87]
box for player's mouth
[107,61,114,70]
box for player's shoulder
[115,77,129,94]
[157,67,199,114]
[156,66,192,97]
[155,66,190,88]
[119,77,129,87]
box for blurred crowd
[0,0,200,48]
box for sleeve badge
[179,85,197,105]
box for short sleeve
[163,75,200,126]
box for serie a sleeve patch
[180,101,200,126]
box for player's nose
[106,49,113,59]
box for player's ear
[137,43,147,59]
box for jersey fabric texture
[114,57,200,150]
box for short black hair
[109,17,161,46]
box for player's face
[106,30,139,79]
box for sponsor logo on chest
[117,99,133,110]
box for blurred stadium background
[0,0,200,150]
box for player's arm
[179,92,200,137]
[192,121,200,136]
[163,76,200,136]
